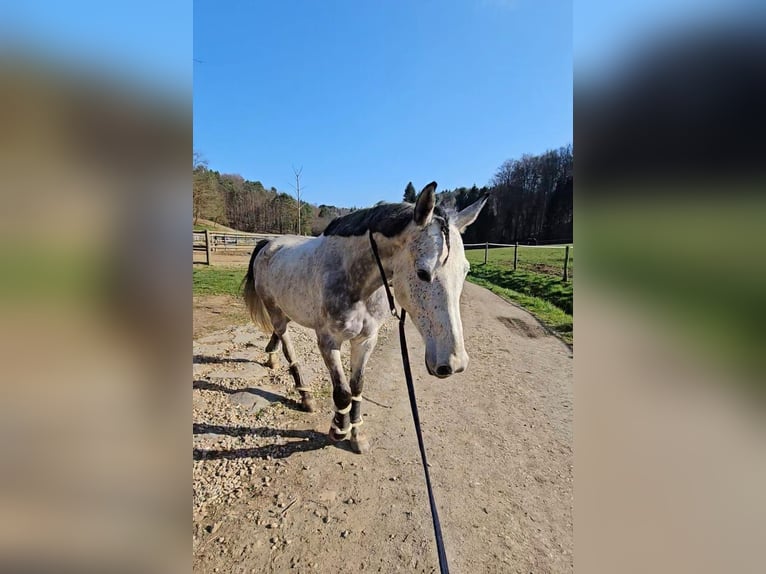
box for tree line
[193,153,353,235]
[193,145,572,243]
[434,144,573,244]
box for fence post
[204,229,212,265]
[513,242,518,271]
[562,245,570,281]
[484,242,488,265]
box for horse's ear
[454,192,490,232]
[414,181,437,227]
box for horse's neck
[334,233,399,300]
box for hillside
[193,218,241,233]
[193,145,572,242]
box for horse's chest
[323,288,386,338]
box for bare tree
[288,166,307,235]
[193,150,207,169]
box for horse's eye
[416,269,432,282]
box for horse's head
[391,182,488,378]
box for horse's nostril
[435,365,452,377]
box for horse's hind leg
[278,329,315,412]
[263,304,315,412]
[266,310,314,412]
[265,333,281,369]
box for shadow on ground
[193,380,304,411]
[194,354,270,367]
[193,425,334,460]
[192,422,362,459]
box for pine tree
[403,181,417,202]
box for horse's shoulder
[364,288,390,321]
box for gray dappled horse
[243,182,488,453]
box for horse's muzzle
[426,353,468,379]
[435,365,453,377]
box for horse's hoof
[349,434,370,454]
[301,397,316,413]
[267,353,279,369]
[328,426,348,442]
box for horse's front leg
[316,333,352,442]
[348,333,378,454]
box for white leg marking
[331,421,351,435]
[335,403,352,415]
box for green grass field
[464,245,573,278]
[193,246,574,345]
[466,246,573,345]
[193,266,245,296]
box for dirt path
[193,283,573,573]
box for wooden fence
[193,232,572,279]
[464,242,573,281]
[193,230,282,264]
[193,230,211,265]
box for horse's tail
[242,239,273,333]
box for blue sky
[5,1,757,208]
[194,0,572,207]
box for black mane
[322,202,450,238]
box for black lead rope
[369,231,450,574]
[368,230,399,320]
[398,308,450,574]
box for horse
[243,182,488,453]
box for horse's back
[254,235,327,328]
[253,234,386,338]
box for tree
[288,166,305,235]
[403,181,417,202]
[192,152,226,224]
[486,146,572,243]
[193,168,226,225]
[193,151,207,170]
[272,193,298,234]
[190,146,572,242]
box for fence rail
[193,230,286,264]
[192,232,573,280]
[463,242,573,249]
[464,241,573,281]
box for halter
[434,214,451,263]
[368,228,451,574]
